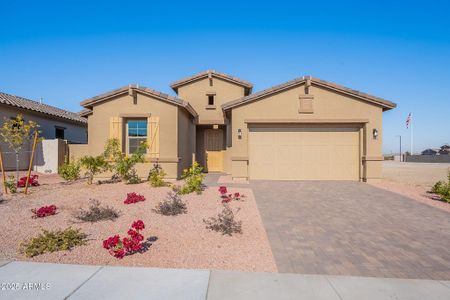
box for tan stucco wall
[176,77,246,124]
[68,144,89,160]
[229,84,384,180]
[177,108,195,175]
[84,92,192,178]
[0,104,87,170]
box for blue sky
[1,0,449,154]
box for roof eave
[80,85,198,118]
[222,77,397,111]
[170,71,253,93]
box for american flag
[406,113,412,129]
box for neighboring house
[421,148,439,155]
[439,144,450,155]
[0,92,87,170]
[76,70,396,181]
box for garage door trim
[248,123,363,181]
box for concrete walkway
[1,261,450,299]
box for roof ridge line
[222,76,396,110]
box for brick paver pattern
[250,181,450,280]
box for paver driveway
[250,181,450,280]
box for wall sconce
[237,129,242,139]
[372,129,378,140]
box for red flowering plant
[218,186,245,203]
[124,192,145,204]
[102,220,146,259]
[17,175,39,188]
[31,205,57,218]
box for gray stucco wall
[405,155,450,163]
[0,104,87,170]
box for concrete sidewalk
[1,261,450,300]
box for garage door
[249,126,360,180]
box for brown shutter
[109,117,123,151]
[147,116,160,158]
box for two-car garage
[248,125,361,180]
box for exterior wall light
[373,129,378,140]
[237,129,242,139]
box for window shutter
[147,116,160,158]
[109,117,123,150]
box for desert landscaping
[370,161,450,213]
[0,174,277,272]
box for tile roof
[78,109,93,117]
[80,84,198,117]
[0,91,87,124]
[170,70,253,93]
[222,76,396,111]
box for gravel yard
[0,174,277,272]
[381,161,449,188]
[370,161,450,213]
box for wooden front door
[205,129,224,172]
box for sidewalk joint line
[437,280,450,291]
[204,270,212,300]
[325,276,344,300]
[64,266,103,299]
[0,261,13,268]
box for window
[208,95,215,105]
[55,127,65,139]
[127,119,147,154]
[10,116,21,129]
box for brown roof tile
[0,91,87,124]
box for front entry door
[205,129,224,172]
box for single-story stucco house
[0,92,87,171]
[73,70,396,181]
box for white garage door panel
[249,127,360,180]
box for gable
[175,75,247,124]
[170,70,253,95]
[231,82,384,122]
[222,76,396,111]
[80,85,197,117]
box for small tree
[103,138,147,183]
[80,155,110,184]
[0,114,40,184]
[178,162,205,194]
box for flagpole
[410,113,413,155]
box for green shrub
[443,194,450,203]
[74,199,120,222]
[148,164,167,187]
[58,159,81,181]
[21,228,87,257]
[98,174,122,185]
[431,170,450,202]
[126,168,142,184]
[203,204,242,236]
[5,175,17,194]
[80,155,110,184]
[153,191,187,216]
[431,181,447,195]
[103,138,147,181]
[178,162,204,195]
